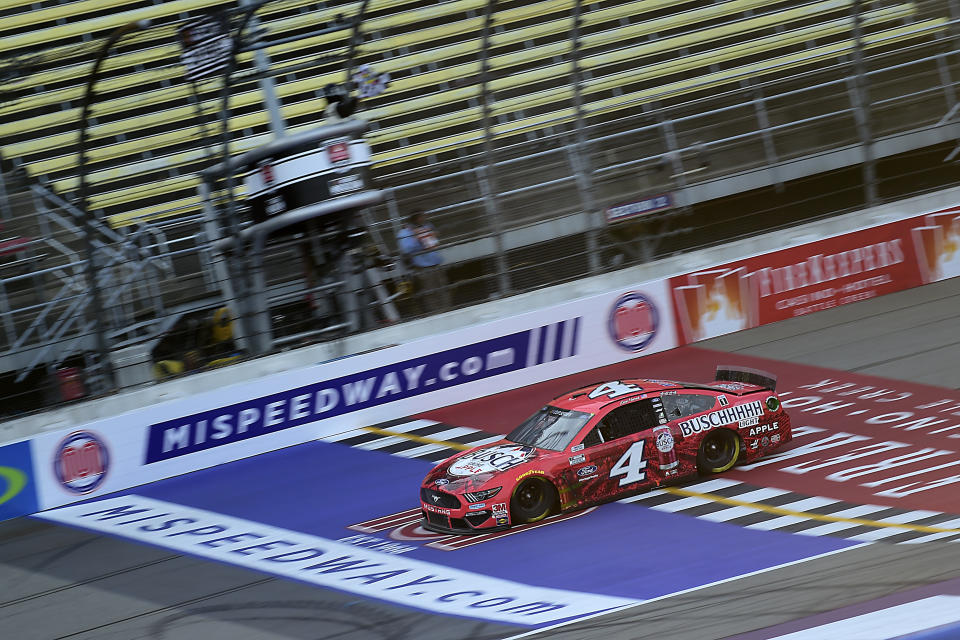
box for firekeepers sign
[669,205,960,344]
[178,13,233,81]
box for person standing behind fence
[398,211,452,313]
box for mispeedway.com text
[152,346,518,459]
[42,497,631,625]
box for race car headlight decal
[766,396,780,411]
[464,487,502,503]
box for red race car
[420,366,791,534]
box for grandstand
[0,0,958,415]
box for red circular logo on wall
[608,291,659,352]
[53,431,109,494]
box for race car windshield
[505,406,592,451]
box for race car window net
[661,393,717,420]
[600,400,659,441]
[506,406,592,452]
[581,427,603,447]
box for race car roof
[550,378,765,412]
[550,379,676,412]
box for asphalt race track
[2,276,960,640]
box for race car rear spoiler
[714,365,777,392]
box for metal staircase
[0,167,175,391]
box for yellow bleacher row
[97,11,943,228]
[0,0,36,12]
[0,0,336,52]
[1,0,225,52]
[104,14,944,230]
[0,0,424,118]
[76,0,863,192]
[0,0,608,145]
[65,2,912,202]
[13,0,770,176]
[17,0,844,176]
[43,6,924,220]
[0,0,379,94]
[0,0,932,229]
[0,0,583,165]
[0,0,192,34]
[0,0,568,155]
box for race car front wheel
[697,429,741,474]
[511,478,557,524]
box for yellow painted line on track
[361,426,474,450]
[361,427,960,535]
[660,487,960,534]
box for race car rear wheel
[697,429,741,474]
[510,478,557,524]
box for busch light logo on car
[53,431,109,494]
[608,292,658,352]
[678,401,765,437]
[655,430,675,453]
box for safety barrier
[1,196,957,522]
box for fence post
[478,0,511,297]
[850,0,878,206]
[78,19,150,393]
[752,86,783,191]
[569,0,602,275]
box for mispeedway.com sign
[145,320,580,464]
[37,496,636,626]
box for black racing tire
[510,477,558,524]
[697,429,742,474]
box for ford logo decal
[576,465,598,477]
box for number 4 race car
[420,366,791,534]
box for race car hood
[446,443,539,477]
[427,441,546,491]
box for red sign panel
[326,141,350,164]
[670,206,960,344]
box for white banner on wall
[30,280,676,511]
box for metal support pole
[0,165,11,221]
[948,0,960,45]
[246,248,273,352]
[478,0,511,297]
[658,116,688,195]
[240,0,286,137]
[198,179,250,352]
[77,18,150,393]
[383,191,409,281]
[186,78,218,160]
[338,250,364,333]
[851,0,877,206]
[751,87,783,191]
[213,6,263,353]
[569,0,602,274]
[936,54,957,114]
[344,0,373,90]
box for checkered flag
[352,64,390,99]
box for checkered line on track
[623,478,960,544]
[322,420,960,544]
[320,419,502,462]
